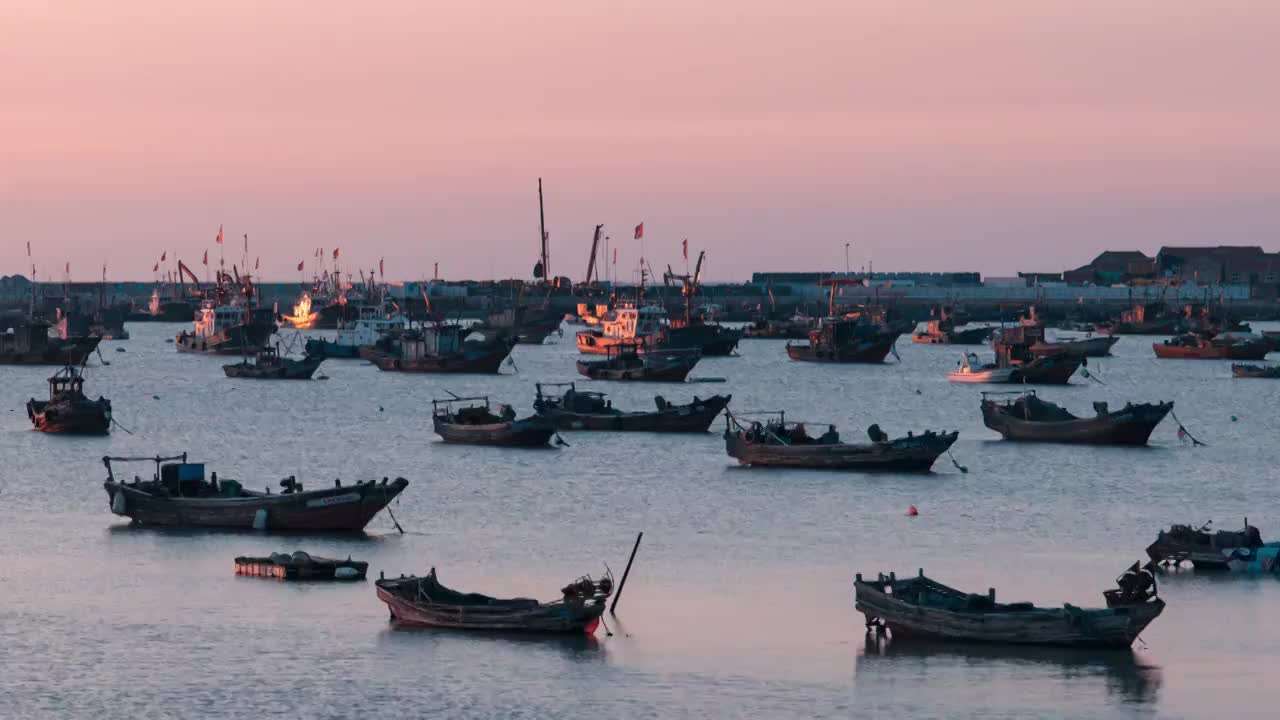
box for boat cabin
[599,303,667,340]
[0,319,53,354]
[46,365,89,401]
[192,301,249,339]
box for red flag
[634,222,644,240]
[297,260,304,272]
[160,251,166,261]
[215,225,223,244]
[333,248,340,259]
[379,258,384,277]
[153,262,159,272]
[682,239,688,260]
[202,250,208,266]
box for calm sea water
[2,321,1278,719]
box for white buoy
[253,508,268,531]
[111,491,127,515]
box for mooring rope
[1169,410,1207,446]
[110,417,136,435]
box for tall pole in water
[538,178,549,283]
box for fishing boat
[980,391,1172,445]
[575,302,668,354]
[476,304,563,345]
[563,302,612,328]
[0,317,100,365]
[223,346,324,379]
[533,382,730,432]
[1152,333,1270,360]
[103,453,409,532]
[142,286,199,322]
[576,346,700,382]
[743,313,817,340]
[723,412,957,471]
[853,566,1164,649]
[304,304,407,359]
[1231,363,1280,378]
[375,567,613,634]
[786,317,901,363]
[27,365,111,434]
[431,395,556,447]
[235,551,368,581]
[911,305,990,345]
[647,250,742,356]
[176,300,276,354]
[1145,520,1280,572]
[366,323,516,374]
[947,352,1080,384]
[1096,302,1182,335]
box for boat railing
[103,453,188,483]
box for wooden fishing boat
[431,396,556,447]
[366,324,516,374]
[375,567,613,634]
[1152,333,1270,360]
[27,365,111,434]
[1029,334,1119,358]
[103,454,409,532]
[743,313,816,340]
[723,413,957,471]
[235,551,368,581]
[854,567,1164,649]
[1096,302,1182,335]
[648,250,742,356]
[947,352,1080,384]
[980,391,1172,445]
[576,346,700,382]
[1231,363,1280,378]
[223,346,323,379]
[475,304,563,345]
[1145,520,1280,572]
[533,382,730,432]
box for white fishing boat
[305,305,407,359]
[947,353,1017,383]
[176,300,275,355]
[575,303,667,354]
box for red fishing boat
[1153,333,1270,360]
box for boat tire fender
[253,508,268,531]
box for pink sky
[4,1,1278,281]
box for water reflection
[376,624,607,664]
[856,634,1162,706]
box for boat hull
[375,582,605,634]
[223,356,323,379]
[786,335,899,363]
[176,322,275,355]
[540,395,730,432]
[304,338,363,359]
[27,399,111,434]
[855,581,1163,649]
[724,431,957,472]
[1030,336,1119,358]
[432,417,555,446]
[981,402,1172,445]
[1153,341,1270,360]
[104,478,408,532]
[367,346,513,374]
[1232,363,1280,378]
[576,356,698,382]
[0,336,100,366]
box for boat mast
[537,178,550,284]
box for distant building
[750,271,980,287]
[1155,246,1279,285]
[1018,272,1064,285]
[1063,251,1155,285]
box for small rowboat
[980,391,1172,445]
[723,412,957,472]
[1231,363,1280,378]
[533,382,730,432]
[375,567,613,634]
[855,566,1164,649]
[431,395,556,447]
[235,551,368,581]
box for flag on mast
[202,250,208,266]
[153,262,159,272]
[379,258,384,277]
[682,238,688,260]
[26,242,31,257]
[160,251,166,261]
[215,225,223,244]
[634,223,644,240]
[333,248,340,259]
[254,256,259,270]
[297,260,304,272]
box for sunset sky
[5,1,1278,281]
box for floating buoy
[378,405,385,412]
[1231,415,1238,422]
[152,395,160,400]
[115,347,126,353]
[906,505,919,516]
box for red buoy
[906,505,919,516]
